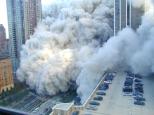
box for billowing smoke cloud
[17,0,114,97]
[17,0,154,103]
[77,28,140,102]
[131,0,145,8]
[130,9,154,75]
[77,0,154,102]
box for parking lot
[81,72,154,115]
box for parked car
[72,111,80,115]
[125,71,134,77]
[123,92,132,96]
[96,91,106,96]
[123,87,133,92]
[135,89,144,93]
[135,87,144,92]
[135,83,143,86]
[124,80,133,86]
[74,96,81,105]
[93,96,103,101]
[89,101,100,106]
[105,74,114,81]
[104,80,112,84]
[99,83,109,90]
[135,85,143,88]
[126,77,133,81]
[134,97,146,101]
[134,79,142,83]
[135,74,142,79]
[132,92,143,97]
[134,100,145,105]
[86,106,97,111]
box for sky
[0,0,52,38]
[0,0,8,38]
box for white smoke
[77,0,154,102]
[17,0,154,103]
[77,27,140,102]
[130,8,154,75]
[131,0,145,8]
[17,0,113,98]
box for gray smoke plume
[77,0,154,102]
[17,0,114,99]
[17,0,154,103]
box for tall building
[0,24,9,54]
[24,0,42,40]
[0,57,14,94]
[114,0,144,35]
[6,0,25,74]
[0,24,6,53]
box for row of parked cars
[86,72,115,111]
[123,71,145,106]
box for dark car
[126,77,133,81]
[74,96,81,105]
[135,85,143,88]
[93,96,103,101]
[89,101,100,106]
[99,83,109,90]
[125,71,134,76]
[135,86,143,91]
[105,75,114,81]
[96,91,106,96]
[132,92,143,97]
[135,83,143,87]
[135,89,144,93]
[124,79,133,86]
[135,74,142,79]
[123,87,133,92]
[134,97,146,101]
[135,86,143,90]
[134,79,142,83]
[124,81,133,86]
[134,101,145,105]
[72,111,79,115]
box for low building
[0,57,14,94]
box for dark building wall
[114,0,144,35]
[131,7,144,30]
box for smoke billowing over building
[17,0,154,103]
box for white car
[123,92,132,96]
[104,80,112,84]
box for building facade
[24,0,42,40]
[114,0,144,35]
[6,0,25,74]
[6,0,42,75]
[0,58,14,94]
[0,24,9,54]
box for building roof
[52,103,74,111]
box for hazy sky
[0,0,52,38]
[0,0,8,37]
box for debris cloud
[17,0,154,103]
